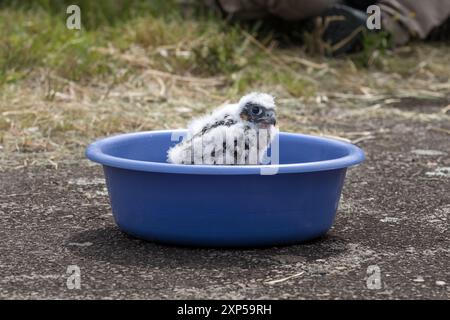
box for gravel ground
[0,98,449,299]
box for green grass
[0,8,111,83]
[1,1,448,88]
[0,1,180,83]
[0,0,408,92]
[350,30,392,68]
[0,0,178,28]
[0,0,316,93]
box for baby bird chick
[167,92,277,165]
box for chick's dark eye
[251,106,261,115]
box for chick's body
[167,92,277,165]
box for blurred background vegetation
[1,0,277,87]
[0,0,431,88]
[0,0,448,166]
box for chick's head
[238,92,277,129]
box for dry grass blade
[352,136,375,144]
[241,30,317,84]
[441,104,450,114]
[142,69,225,86]
[430,127,450,135]
[265,272,305,285]
[281,55,328,70]
[92,47,226,86]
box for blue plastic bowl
[86,130,364,247]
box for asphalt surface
[0,99,449,299]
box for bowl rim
[86,130,365,175]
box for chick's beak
[261,116,276,126]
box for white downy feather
[167,92,276,165]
